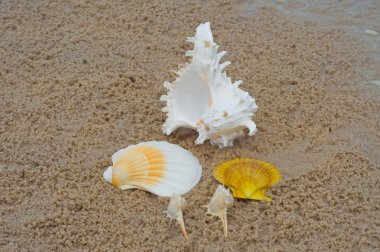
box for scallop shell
[161,22,258,148]
[213,158,281,201]
[205,185,234,237]
[165,193,188,240]
[103,141,202,197]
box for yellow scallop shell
[213,158,281,201]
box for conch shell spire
[161,22,258,148]
[165,193,189,240]
[205,185,234,237]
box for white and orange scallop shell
[161,22,258,148]
[103,141,202,197]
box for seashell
[213,158,281,201]
[103,141,202,197]
[365,29,378,36]
[165,193,188,240]
[205,185,234,237]
[161,22,258,148]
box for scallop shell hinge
[161,22,258,148]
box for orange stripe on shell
[112,146,166,188]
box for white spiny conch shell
[103,141,202,197]
[161,22,258,148]
[165,193,188,240]
[205,185,234,237]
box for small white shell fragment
[370,80,380,86]
[205,185,234,237]
[103,141,202,197]
[161,22,258,148]
[365,29,378,36]
[165,193,188,240]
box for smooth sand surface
[1,0,379,251]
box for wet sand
[1,0,379,251]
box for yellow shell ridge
[213,158,281,201]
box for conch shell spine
[165,193,188,240]
[205,185,234,237]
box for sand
[1,0,379,251]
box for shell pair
[165,185,234,240]
[204,158,281,238]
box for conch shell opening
[161,22,258,148]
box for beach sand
[1,0,379,251]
